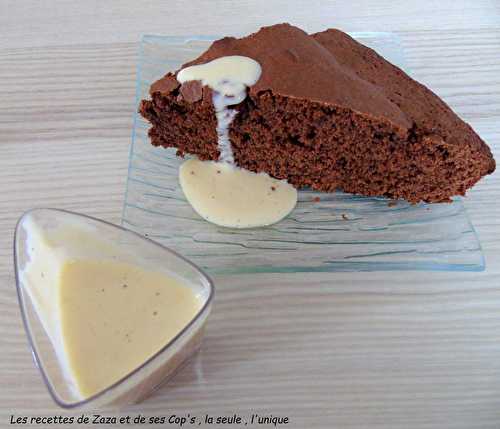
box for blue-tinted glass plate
[122,33,484,274]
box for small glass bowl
[14,208,214,409]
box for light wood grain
[1,1,500,428]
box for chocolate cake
[139,23,495,203]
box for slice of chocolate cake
[139,23,495,203]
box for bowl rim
[13,207,215,409]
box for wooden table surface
[1,1,500,428]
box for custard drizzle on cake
[176,55,297,228]
[177,55,261,164]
